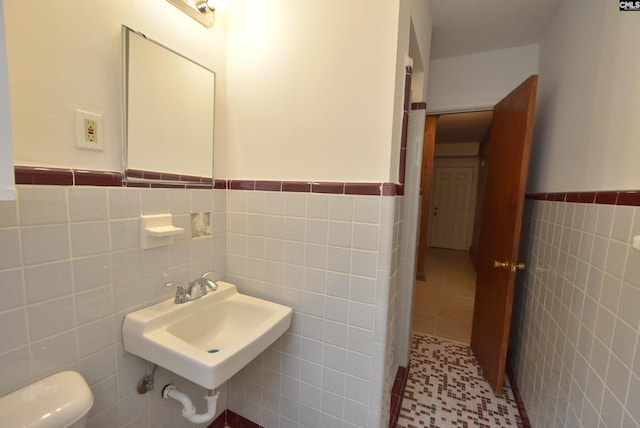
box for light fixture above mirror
[166,0,227,28]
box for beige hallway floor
[411,248,476,344]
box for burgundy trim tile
[617,191,640,206]
[577,192,596,203]
[345,182,381,196]
[382,183,397,196]
[595,191,618,205]
[405,65,413,74]
[151,182,186,189]
[389,365,409,428]
[281,181,311,193]
[401,112,409,149]
[411,102,427,110]
[157,172,179,181]
[207,412,227,428]
[229,180,255,190]
[74,170,123,187]
[312,182,344,194]
[255,180,281,191]
[142,170,163,181]
[185,183,213,189]
[403,74,412,111]
[546,192,566,202]
[222,410,262,428]
[214,179,228,189]
[14,166,35,184]
[125,169,145,179]
[399,148,407,185]
[565,192,581,203]
[396,183,405,196]
[30,167,74,185]
[200,177,214,185]
[507,368,532,428]
[124,181,151,188]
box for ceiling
[435,110,493,144]
[428,0,559,144]
[429,0,560,60]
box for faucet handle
[165,281,189,304]
[201,270,215,279]
[200,271,218,291]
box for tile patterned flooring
[397,334,525,428]
[411,249,476,344]
[400,249,526,427]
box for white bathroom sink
[122,281,292,390]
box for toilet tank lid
[0,371,94,428]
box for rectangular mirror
[123,26,215,184]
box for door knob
[511,262,525,272]
[493,260,509,269]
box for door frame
[427,157,479,250]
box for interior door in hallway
[470,75,538,396]
[429,166,474,250]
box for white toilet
[0,371,94,428]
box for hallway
[411,248,476,343]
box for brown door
[470,75,538,395]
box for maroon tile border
[526,190,640,206]
[14,166,408,196]
[411,102,427,110]
[389,364,409,428]
[506,368,532,428]
[207,410,262,428]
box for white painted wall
[3,0,227,174]
[528,0,640,192]
[225,0,401,182]
[427,44,539,113]
[0,2,14,200]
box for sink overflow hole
[208,349,219,353]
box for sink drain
[207,349,219,353]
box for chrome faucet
[165,271,218,304]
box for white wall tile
[78,345,116,386]
[28,298,74,341]
[513,199,640,427]
[70,221,110,257]
[612,206,635,242]
[0,347,30,396]
[108,188,141,220]
[284,194,307,218]
[68,187,108,222]
[30,331,78,379]
[21,225,70,265]
[0,268,24,311]
[24,261,72,303]
[75,286,113,325]
[17,186,68,225]
[0,200,18,227]
[140,189,168,215]
[329,196,354,222]
[110,219,140,251]
[0,308,27,353]
[307,195,329,219]
[354,197,380,224]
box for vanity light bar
[166,0,215,28]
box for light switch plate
[75,109,104,151]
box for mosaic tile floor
[397,333,526,428]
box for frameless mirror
[122,26,215,183]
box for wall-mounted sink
[122,281,292,390]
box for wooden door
[416,116,436,281]
[470,75,538,395]
[428,166,474,250]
